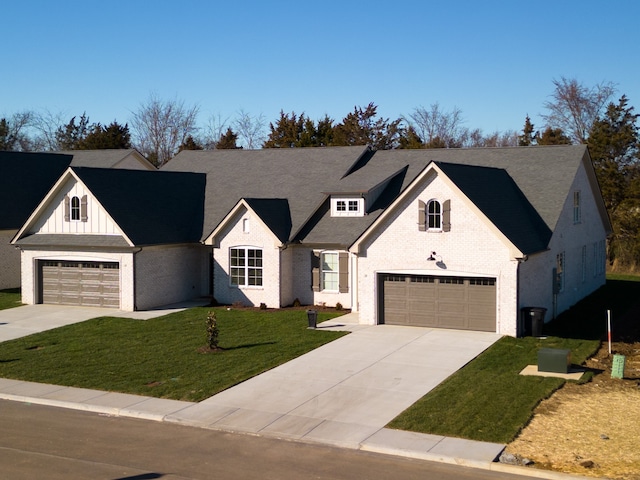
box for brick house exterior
[11,145,610,337]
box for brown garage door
[40,261,120,308]
[381,274,496,332]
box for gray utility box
[538,348,571,374]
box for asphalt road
[0,400,530,480]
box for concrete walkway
[0,306,514,471]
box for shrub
[259,303,267,310]
[335,302,343,311]
[206,311,219,350]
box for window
[428,200,441,229]
[64,194,88,222]
[573,191,581,224]
[230,247,262,286]
[331,197,364,217]
[555,252,565,293]
[321,252,338,291]
[71,196,81,221]
[419,199,450,231]
[312,251,349,292]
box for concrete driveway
[0,301,209,343]
[167,315,502,451]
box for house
[12,145,610,336]
[0,150,154,290]
[12,167,207,309]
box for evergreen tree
[56,113,90,149]
[82,121,132,149]
[398,125,424,149]
[215,128,241,149]
[588,95,640,267]
[536,127,571,145]
[333,103,401,150]
[518,116,536,146]
[178,135,203,151]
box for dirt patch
[506,310,640,480]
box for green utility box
[538,348,571,374]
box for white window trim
[331,197,364,217]
[229,246,263,288]
[573,191,581,224]
[427,199,442,231]
[70,196,81,222]
[320,251,339,292]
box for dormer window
[331,197,364,217]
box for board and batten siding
[29,178,121,236]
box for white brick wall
[0,230,20,290]
[213,207,282,308]
[19,248,135,310]
[135,244,209,310]
[354,173,519,335]
[519,161,607,321]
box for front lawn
[388,275,640,444]
[0,307,346,402]
[0,288,22,310]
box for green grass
[0,288,22,310]
[0,307,346,402]
[388,274,640,444]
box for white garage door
[380,274,496,332]
[40,260,120,308]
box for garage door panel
[40,261,120,309]
[382,274,496,332]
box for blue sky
[3,0,639,138]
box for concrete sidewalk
[0,312,512,471]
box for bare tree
[201,113,230,149]
[542,77,616,144]
[130,94,199,166]
[0,111,35,150]
[406,103,466,147]
[27,109,67,151]
[234,109,266,149]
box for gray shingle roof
[14,233,130,248]
[71,167,206,245]
[162,146,371,241]
[162,145,594,254]
[59,149,151,169]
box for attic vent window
[71,196,81,221]
[331,197,364,217]
[64,194,88,223]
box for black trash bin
[521,307,547,337]
[306,309,317,329]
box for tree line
[2,78,639,271]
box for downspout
[132,247,142,311]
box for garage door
[40,261,120,308]
[380,274,496,332]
